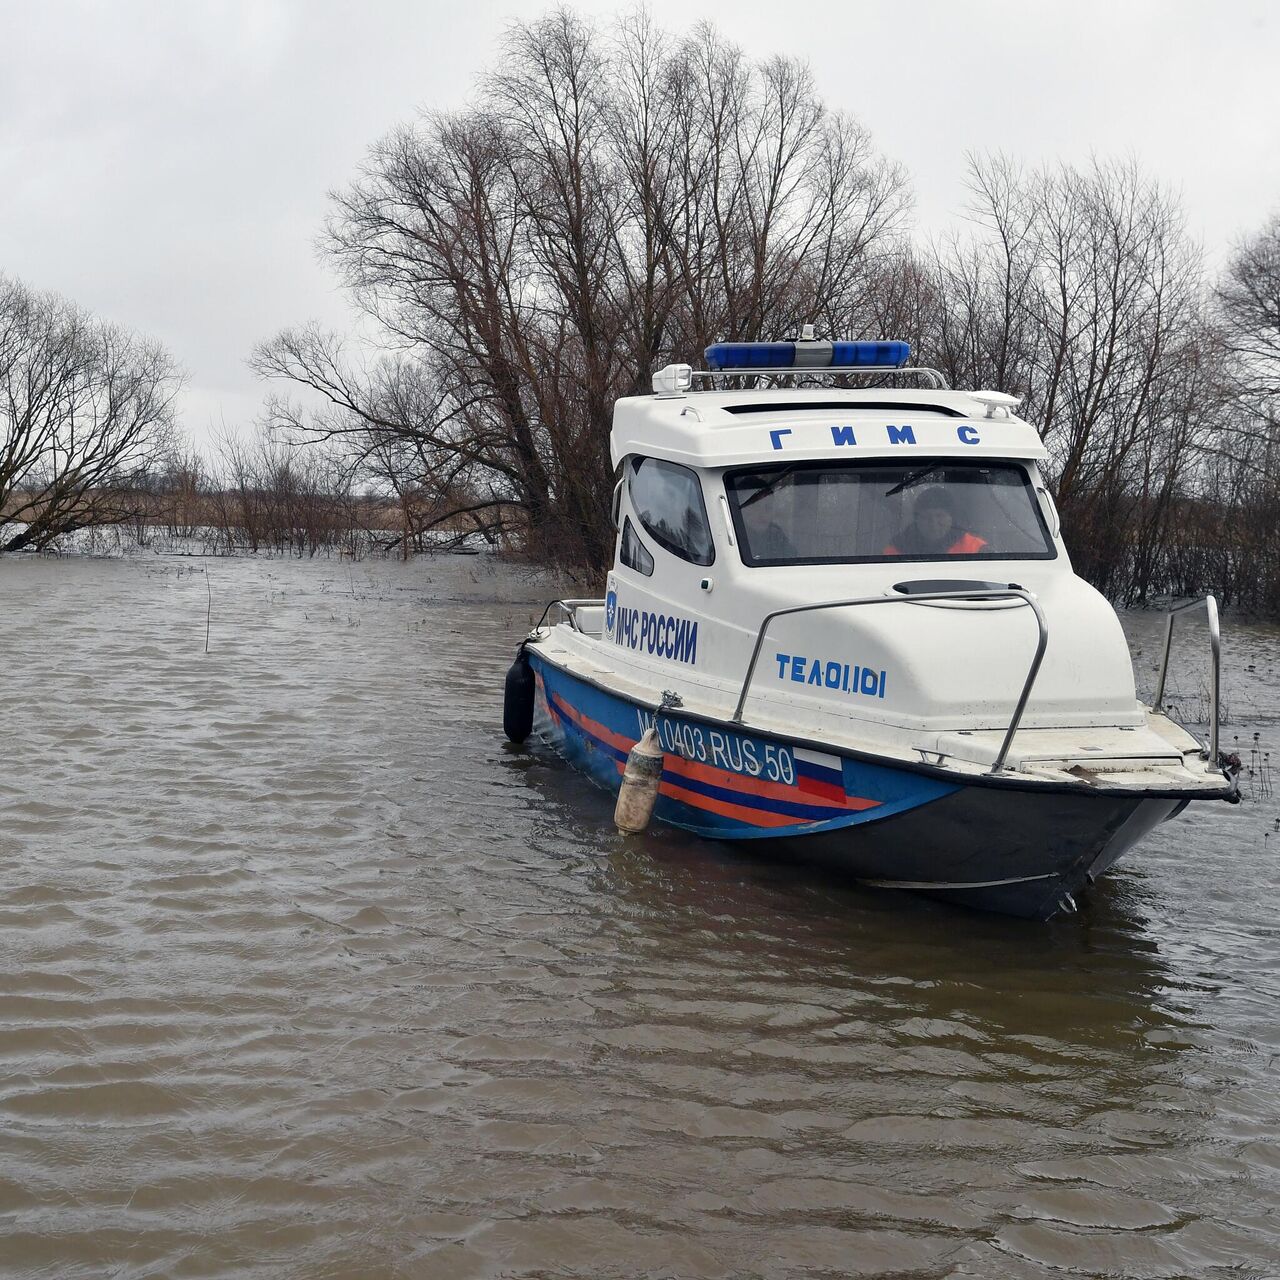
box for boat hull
[527,650,1183,920]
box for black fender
[503,646,535,743]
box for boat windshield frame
[723,457,1058,568]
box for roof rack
[689,366,949,390]
[651,333,950,396]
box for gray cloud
[3,0,1277,448]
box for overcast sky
[3,0,1278,447]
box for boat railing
[533,598,606,634]
[731,588,1049,775]
[1150,595,1221,761]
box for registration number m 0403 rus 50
[635,710,796,784]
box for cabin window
[628,457,715,567]
[724,460,1056,566]
[620,516,654,576]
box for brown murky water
[1,554,1277,1279]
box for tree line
[248,8,1280,609]
[159,431,499,558]
[0,281,488,559]
[4,7,1280,610]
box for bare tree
[252,8,911,571]
[1206,214,1280,610]
[916,157,1216,600]
[1218,213,1280,411]
[0,275,181,552]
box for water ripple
[0,555,1277,1277]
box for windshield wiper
[884,462,945,497]
[739,464,805,510]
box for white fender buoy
[614,728,665,833]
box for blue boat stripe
[665,772,850,822]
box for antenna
[970,390,1022,419]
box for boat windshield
[724,460,1055,565]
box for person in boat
[884,487,988,556]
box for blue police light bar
[831,341,911,367]
[705,342,794,369]
[704,339,911,371]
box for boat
[503,333,1238,919]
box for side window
[628,457,715,567]
[620,516,654,576]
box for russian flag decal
[794,747,846,804]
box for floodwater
[0,553,1277,1280]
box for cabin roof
[610,386,1048,470]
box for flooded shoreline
[1,554,1277,1278]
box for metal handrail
[1151,595,1221,761]
[690,366,950,390]
[730,588,1049,775]
[532,598,605,634]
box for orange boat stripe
[657,779,802,828]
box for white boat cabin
[552,340,1213,785]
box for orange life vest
[883,531,988,556]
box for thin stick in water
[204,568,212,654]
